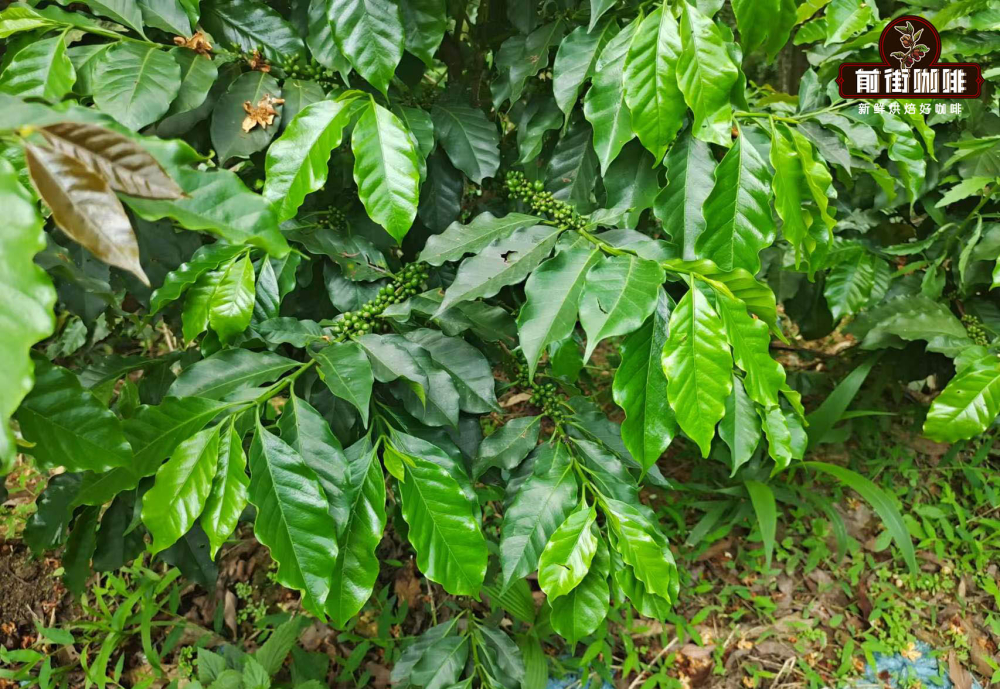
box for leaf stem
[247,358,317,407]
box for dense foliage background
[2,0,1000,685]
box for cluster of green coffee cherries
[329,263,430,337]
[530,381,567,422]
[315,207,347,232]
[505,171,588,232]
[274,54,338,84]
[962,313,990,346]
[511,353,567,423]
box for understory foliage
[2,0,1000,680]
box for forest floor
[2,348,1000,688]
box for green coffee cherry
[962,314,989,346]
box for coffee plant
[2,0,999,676]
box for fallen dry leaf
[394,560,422,608]
[242,94,284,132]
[500,392,532,408]
[948,650,974,689]
[223,590,237,637]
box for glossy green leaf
[437,224,563,314]
[330,0,404,94]
[403,328,498,413]
[264,97,360,222]
[278,393,350,532]
[473,416,541,478]
[138,0,192,34]
[516,96,562,165]
[201,418,249,558]
[549,535,609,642]
[326,437,386,626]
[398,445,488,596]
[62,506,99,595]
[124,396,230,477]
[181,269,222,342]
[732,0,776,54]
[924,354,1000,443]
[150,244,245,315]
[356,333,428,403]
[67,44,110,98]
[880,112,926,208]
[142,426,220,554]
[719,376,760,475]
[76,0,144,33]
[169,350,297,400]
[351,100,421,244]
[580,254,664,361]
[767,128,804,256]
[93,43,180,130]
[430,103,500,184]
[279,79,327,132]
[604,497,677,601]
[417,151,463,232]
[744,479,776,569]
[211,71,283,163]
[312,341,375,427]
[17,359,131,473]
[824,252,879,321]
[623,8,685,162]
[123,164,290,259]
[612,550,672,619]
[653,130,715,259]
[664,259,779,330]
[499,442,577,589]
[0,34,75,102]
[0,158,55,466]
[208,253,255,343]
[249,418,339,607]
[661,283,733,457]
[24,473,81,556]
[859,296,970,358]
[537,502,597,599]
[518,246,601,379]
[697,134,775,273]
[553,21,617,121]
[96,498,143,571]
[493,21,564,107]
[715,292,784,407]
[825,0,872,44]
[200,0,306,63]
[584,18,638,173]
[401,0,446,66]
[545,122,599,211]
[25,142,148,286]
[156,54,233,137]
[613,289,676,473]
[676,2,738,146]
[419,212,541,266]
[390,348,457,428]
[599,140,660,229]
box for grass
[2,414,999,688]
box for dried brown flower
[172,31,213,56]
[242,94,285,132]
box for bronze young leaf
[25,142,150,286]
[40,122,184,199]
